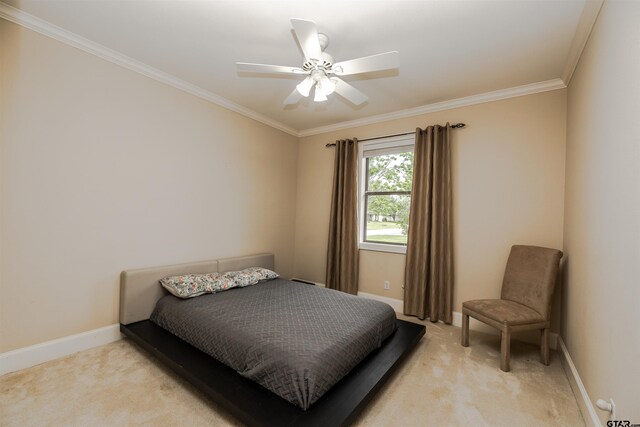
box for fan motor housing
[318,33,330,51]
[303,56,333,72]
[302,33,333,72]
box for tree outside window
[364,151,414,245]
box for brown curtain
[326,138,359,295]
[404,125,453,322]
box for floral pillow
[242,267,279,282]
[222,267,279,288]
[160,272,235,298]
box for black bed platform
[121,319,425,427]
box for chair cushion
[462,299,545,326]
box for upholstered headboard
[119,253,274,325]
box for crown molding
[0,3,299,137]
[561,0,604,85]
[1,2,583,140]
[298,78,567,137]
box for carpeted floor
[0,318,584,426]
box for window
[359,135,414,254]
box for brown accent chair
[461,245,563,372]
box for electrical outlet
[384,281,390,290]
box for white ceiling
[2,0,596,134]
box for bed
[119,253,425,426]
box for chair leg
[500,329,511,372]
[461,313,469,347]
[541,328,550,365]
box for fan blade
[236,62,305,75]
[333,78,368,106]
[291,19,323,62]
[332,51,399,76]
[283,87,304,105]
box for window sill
[359,242,407,254]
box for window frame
[358,134,415,254]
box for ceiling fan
[236,19,399,106]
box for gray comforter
[150,279,397,409]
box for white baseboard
[351,290,559,350]
[290,279,405,312]
[557,336,601,427]
[357,291,404,312]
[0,324,122,376]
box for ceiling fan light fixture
[296,76,314,97]
[314,85,328,102]
[238,19,398,107]
[318,75,336,96]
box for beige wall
[3,8,637,423]
[294,90,567,333]
[9,15,639,427]
[0,20,298,352]
[563,0,640,423]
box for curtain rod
[325,123,466,147]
